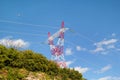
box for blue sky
[0,0,120,80]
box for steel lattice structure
[48,21,69,68]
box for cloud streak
[112,33,116,37]
[94,39,117,46]
[98,76,120,80]
[91,39,118,54]
[95,65,112,74]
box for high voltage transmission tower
[48,21,69,68]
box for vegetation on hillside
[0,45,86,80]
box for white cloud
[73,66,89,73]
[0,38,29,48]
[92,47,105,53]
[101,51,109,55]
[94,39,117,47]
[95,65,112,74]
[76,46,81,51]
[65,48,73,55]
[98,76,120,80]
[107,45,115,49]
[91,39,118,54]
[76,46,86,51]
[66,61,73,67]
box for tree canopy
[0,45,86,80]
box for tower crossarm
[48,28,69,41]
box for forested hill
[0,45,86,80]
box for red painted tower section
[48,21,67,68]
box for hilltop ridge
[0,45,86,80]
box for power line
[69,29,96,43]
[0,19,58,29]
[1,20,117,69]
[0,19,96,43]
[0,30,46,36]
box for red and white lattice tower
[48,21,69,68]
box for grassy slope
[0,45,86,80]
